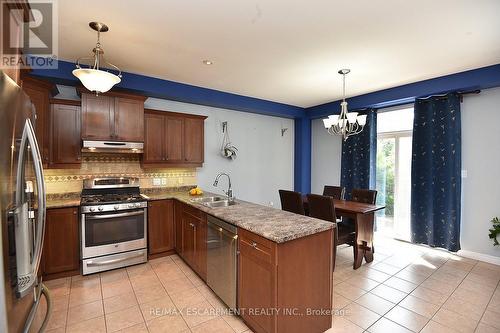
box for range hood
[82,140,143,154]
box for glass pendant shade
[357,114,367,126]
[323,118,332,128]
[328,115,339,125]
[72,68,121,93]
[73,22,122,94]
[346,112,358,124]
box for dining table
[303,196,385,269]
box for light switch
[461,170,468,178]
[152,178,161,186]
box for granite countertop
[46,193,81,209]
[46,189,335,243]
[143,190,335,243]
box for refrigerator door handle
[15,119,46,298]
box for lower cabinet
[42,207,80,277]
[238,228,334,333]
[148,200,175,255]
[176,202,207,281]
[174,200,183,255]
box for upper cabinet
[49,100,81,168]
[143,109,207,167]
[80,90,146,142]
[21,76,58,167]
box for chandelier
[323,69,366,141]
[72,22,122,94]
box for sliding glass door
[376,108,413,241]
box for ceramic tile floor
[328,236,500,333]
[42,254,251,333]
[42,235,500,333]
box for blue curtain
[411,93,461,252]
[341,109,377,199]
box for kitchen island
[46,190,335,333]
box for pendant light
[323,69,366,141]
[72,22,122,94]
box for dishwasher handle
[207,215,237,235]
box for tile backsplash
[44,153,197,194]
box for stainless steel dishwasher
[206,215,238,309]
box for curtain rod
[417,89,481,102]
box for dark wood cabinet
[238,228,333,333]
[21,76,57,167]
[143,109,207,167]
[165,117,184,162]
[144,112,166,162]
[49,100,81,168]
[81,93,113,140]
[184,117,205,163]
[176,203,207,280]
[42,207,80,277]
[238,229,277,333]
[174,201,184,255]
[148,199,175,255]
[114,97,144,142]
[80,91,145,142]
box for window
[376,107,413,241]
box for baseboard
[457,249,500,266]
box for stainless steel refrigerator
[0,70,51,332]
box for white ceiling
[55,0,500,108]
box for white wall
[310,87,500,261]
[145,99,294,207]
[54,86,295,207]
[311,118,342,194]
[460,87,500,260]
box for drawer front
[183,203,205,220]
[239,229,275,265]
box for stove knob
[128,204,135,208]
[98,206,103,211]
[89,207,95,212]
[114,205,119,210]
[135,203,141,208]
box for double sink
[190,196,237,208]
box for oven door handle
[85,210,144,220]
[86,251,145,267]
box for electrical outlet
[161,178,167,185]
[152,178,161,186]
[461,170,468,178]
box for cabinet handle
[73,210,77,215]
[251,242,258,249]
[189,223,195,228]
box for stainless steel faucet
[213,173,233,201]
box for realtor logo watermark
[1,0,58,69]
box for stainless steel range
[80,177,147,274]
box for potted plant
[488,217,500,246]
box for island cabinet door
[174,201,184,255]
[238,229,277,333]
[42,207,80,276]
[148,200,174,255]
[182,211,196,267]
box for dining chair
[279,190,305,215]
[307,194,354,271]
[351,188,377,204]
[323,185,345,200]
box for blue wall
[30,59,305,119]
[29,58,500,196]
